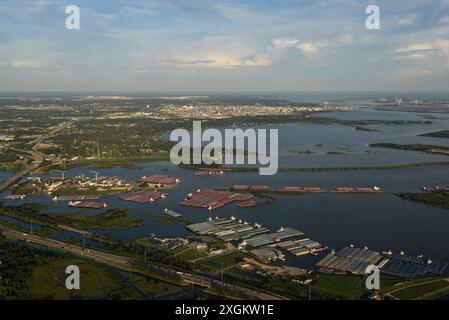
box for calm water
[1,106,449,267]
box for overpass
[0,121,73,193]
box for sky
[0,0,448,92]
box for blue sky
[0,0,448,92]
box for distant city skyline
[1,0,449,92]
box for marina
[186,216,271,241]
[239,227,305,248]
[316,246,387,275]
[277,239,326,256]
[316,246,449,278]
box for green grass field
[390,280,449,300]
[123,272,181,297]
[197,252,244,271]
[26,259,139,300]
[311,274,367,299]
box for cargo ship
[236,198,274,208]
[277,186,325,193]
[231,185,269,191]
[422,185,449,192]
[195,168,224,176]
[54,195,101,201]
[68,201,107,209]
[5,194,26,200]
[330,186,381,193]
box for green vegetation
[311,274,366,299]
[173,246,209,261]
[151,215,190,225]
[0,238,137,299]
[354,126,380,132]
[197,252,245,272]
[370,143,449,156]
[26,259,139,300]
[48,209,144,229]
[398,192,449,209]
[184,161,449,173]
[0,237,210,300]
[288,149,315,155]
[390,280,449,300]
[419,130,449,139]
[0,202,144,229]
[123,272,181,297]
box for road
[0,121,72,193]
[0,226,285,300]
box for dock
[316,246,386,275]
[187,217,270,241]
[240,227,304,248]
[317,246,449,278]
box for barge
[68,201,107,209]
[163,208,182,218]
[330,187,381,193]
[53,195,101,201]
[181,189,253,210]
[120,190,167,203]
[5,194,26,200]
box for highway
[0,226,285,300]
[0,121,73,193]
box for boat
[5,194,25,200]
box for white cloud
[398,15,418,26]
[395,40,449,62]
[272,38,299,49]
[296,43,319,58]
[439,16,449,24]
[119,6,156,17]
[11,59,48,68]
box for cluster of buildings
[0,135,15,142]
[186,216,325,263]
[316,246,449,278]
[25,174,132,195]
[158,104,355,120]
[153,237,190,250]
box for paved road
[0,121,72,193]
[0,226,285,300]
